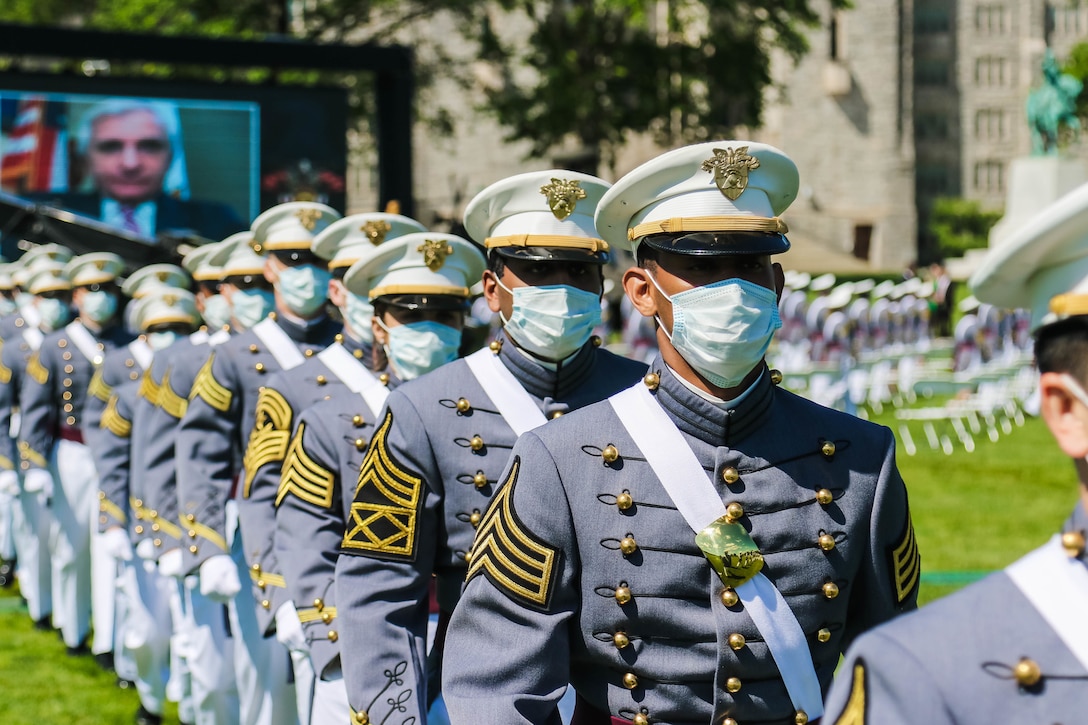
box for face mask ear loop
[644,269,675,341]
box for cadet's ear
[622,266,658,318]
[481,269,502,314]
[772,262,785,302]
[1039,372,1088,459]
[263,255,280,286]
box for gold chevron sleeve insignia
[341,410,423,561]
[276,422,335,509]
[889,511,920,604]
[88,368,112,402]
[465,457,558,608]
[832,661,868,725]
[158,370,189,419]
[101,396,132,438]
[190,354,232,412]
[242,386,293,498]
[138,368,162,405]
[26,351,48,384]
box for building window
[918,164,954,195]
[975,4,1007,35]
[829,11,847,61]
[974,160,1004,193]
[915,4,951,34]
[1053,6,1087,36]
[853,224,873,261]
[916,60,950,86]
[975,56,1008,87]
[916,113,950,140]
[974,109,1007,140]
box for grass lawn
[0,386,1075,719]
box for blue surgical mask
[342,292,375,344]
[81,290,118,324]
[202,294,232,331]
[498,282,602,361]
[381,320,461,381]
[277,264,331,317]
[37,298,71,331]
[231,288,274,330]
[147,330,180,351]
[649,274,782,389]
[16,292,33,309]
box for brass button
[614,585,632,605]
[616,491,633,511]
[601,444,619,463]
[189,545,198,554]
[728,633,745,651]
[769,368,783,385]
[255,363,266,373]
[62,351,71,360]
[456,398,471,413]
[249,344,259,353]
[134,525,144,535]
[151,523,161,532]
[821,441,836,458]
[473,471,487,488]
[304,349,314,357]
[188,530,197,539]
[1061,531,1086,557]
[488,340,502,353]
[261,599,270,609]
[314,598,324,611]
[1013,657,1041,687]
[721,588,739,607]
[643,372,660,390]
[723,720,737,725]
[63,378,72,387]
[63,403,74,413]
[816,488,833,505]
[134,499,144,508]
[632,714,649,725]
[470,435,484,451]
[125,359,135,368]
[722,467,740,484]
[354,438,368,451]
[92,356,103,366]
[257,579,266,589]
[62,391,72,400]
[725,676,741,693]
[818,533,836,551]
[352,415,364,427]
[725,502,744,521]
[252,563,261,573]
[98,491,106,500]
[622,672,638,690]
[153,538,162,547]
[817,627,831,643]
[63,364,74,374]
[379,373,390,385]
[322,612,333,624]
[186,514,196,523]
[550,410,564,419]
[328,630,339,642]
[613,631,629,649]
[130,372,139,381]
[352,710,368,724]
[469,510,482,528]
[99,515,107,525]
[316,375,327,385]
[591,335,602,347]
[795,710,809,724]
[353,349,363,359]
[822,582,840,599]
[619,536,637,555]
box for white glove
[274,601,309,654]
[198,554,241,603]
[158,548,183,579]
[0,470,19,496]
[101,527,133,561]
[23,468,53,498]
[135,538,157,561]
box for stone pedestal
[988,156,1088,248]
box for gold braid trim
[249,568,286,588]
[890,515,920,604]
[88,368,113,403]
[242,387,293,499]
[159,370,189,418]
[147,511,183,540]
[138,368,162,405]
[627,215,789,240]
[484,234,609,253]
[26,352,48,385]
[99,497,127,525]
[276,422,335,509]
[189,520,228,552]
[0,340,10,384]
[101,396,132,438]
[832,661,868,725]
[18,442,47,468]
[190,354,232,412]
[0,455,13,471]
[297,606,337,624]
[1049,292,1088,318]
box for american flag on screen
[0,96,68,194]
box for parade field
[0,394,1072,723]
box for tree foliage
[928,197,1002,261]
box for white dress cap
[0,263,15,291]
[121,264,190,298]
[343,232,486,303]
[132,287,200,331]
[27,261,72,295]
[65,252,125,287]
[21,243,74,271]
[463,170,611,261]
[250,201,342,253]
[182,241,228,282]
[312,212,428,270]
[214,233,266,278]
[595,140,799,254]
[809,273,836,292]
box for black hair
[487,251,506,276]
[635,243,659,269]
[1035,316,1088,382]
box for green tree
[466,0,850,171]
[1063,39,1088,119]
[928,197,1002,260]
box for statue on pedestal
[1026,49,1083,155]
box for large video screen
[0,72,348,251]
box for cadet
[0,263,18,588]
[442,142,919,725]
[335,169,648,724]
[276,230,485,722]
[176,201,342,725]
[822,181,1088,725]
[19,252,133,654]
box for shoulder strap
[65,321,104,365]
[317,343,377,393]
[464,348,547,436]
[358,379,390,418]
[608,381,824,720]
[22,327,44,351]
[189,329,210,346]
[128,339,153,371]
[251,318,305,370]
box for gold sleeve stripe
[101,396,132,438]
[465,457,558,608]
[890,515,920,604]
[88,368,113,402]
[0,455,13,471]
[832,661,868,725]
[99,498,127,525]
[148,513,183,540]
[159,370,189,418]
[189,520,228,552]
[190,354,232,412]
[297,606,336,624]
[341,410,423,560]
[242,387,293,499]
[129,497,148,520]
[0,341,11,384]
[276,423,336,509]
[26,352,48,384]
[18,442,47,468]
[249,569,287,588]
[138,368,162,405]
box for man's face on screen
[88,109,172,206]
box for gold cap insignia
[156,271,169,282]
[362,220,392,246]
[163,293,178,306]
[540,178,587,221]
[94,260,107,271]
[295,207,322,231]
[51,269,62,278]
[701,146,761,201]
[419,239,454,271]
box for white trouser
[309,663,350,724]
[13,487,52,621]
[118,559,173,716]
[167,573,196,725]
[0,489,15,561]
[185,574,240,725]
[289,646,314,725]
[48,439,93,648]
